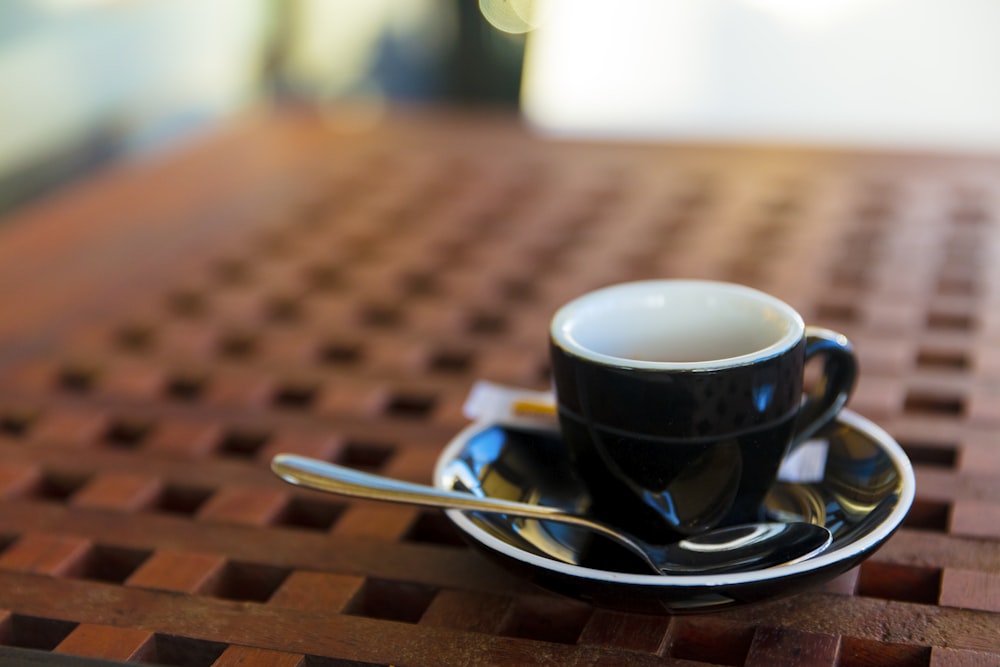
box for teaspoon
[271,454,832,576]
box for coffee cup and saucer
[434,280,915,613]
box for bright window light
[521,0,1000,152]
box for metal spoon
[271,454,832,576]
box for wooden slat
[0,108,998,665]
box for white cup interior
[551,280,804,370]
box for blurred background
[0,0,526,216]
[3,0,1000,218]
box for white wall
[0,0,271,178]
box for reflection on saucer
[434,409,915,614]
[777,439,828,483]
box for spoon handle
[271,453,664,572]
[273,453,583,524]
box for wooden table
[0,107,998,666]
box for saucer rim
[433,408,916,587]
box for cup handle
[792,326,858,445]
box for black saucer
[433,409,915,613]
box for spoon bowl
[271,454,832,576]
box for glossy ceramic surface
[548,280,857,541]
[433,409,914,613]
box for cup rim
[550,280,805,371]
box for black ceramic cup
[549,280,857,543]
